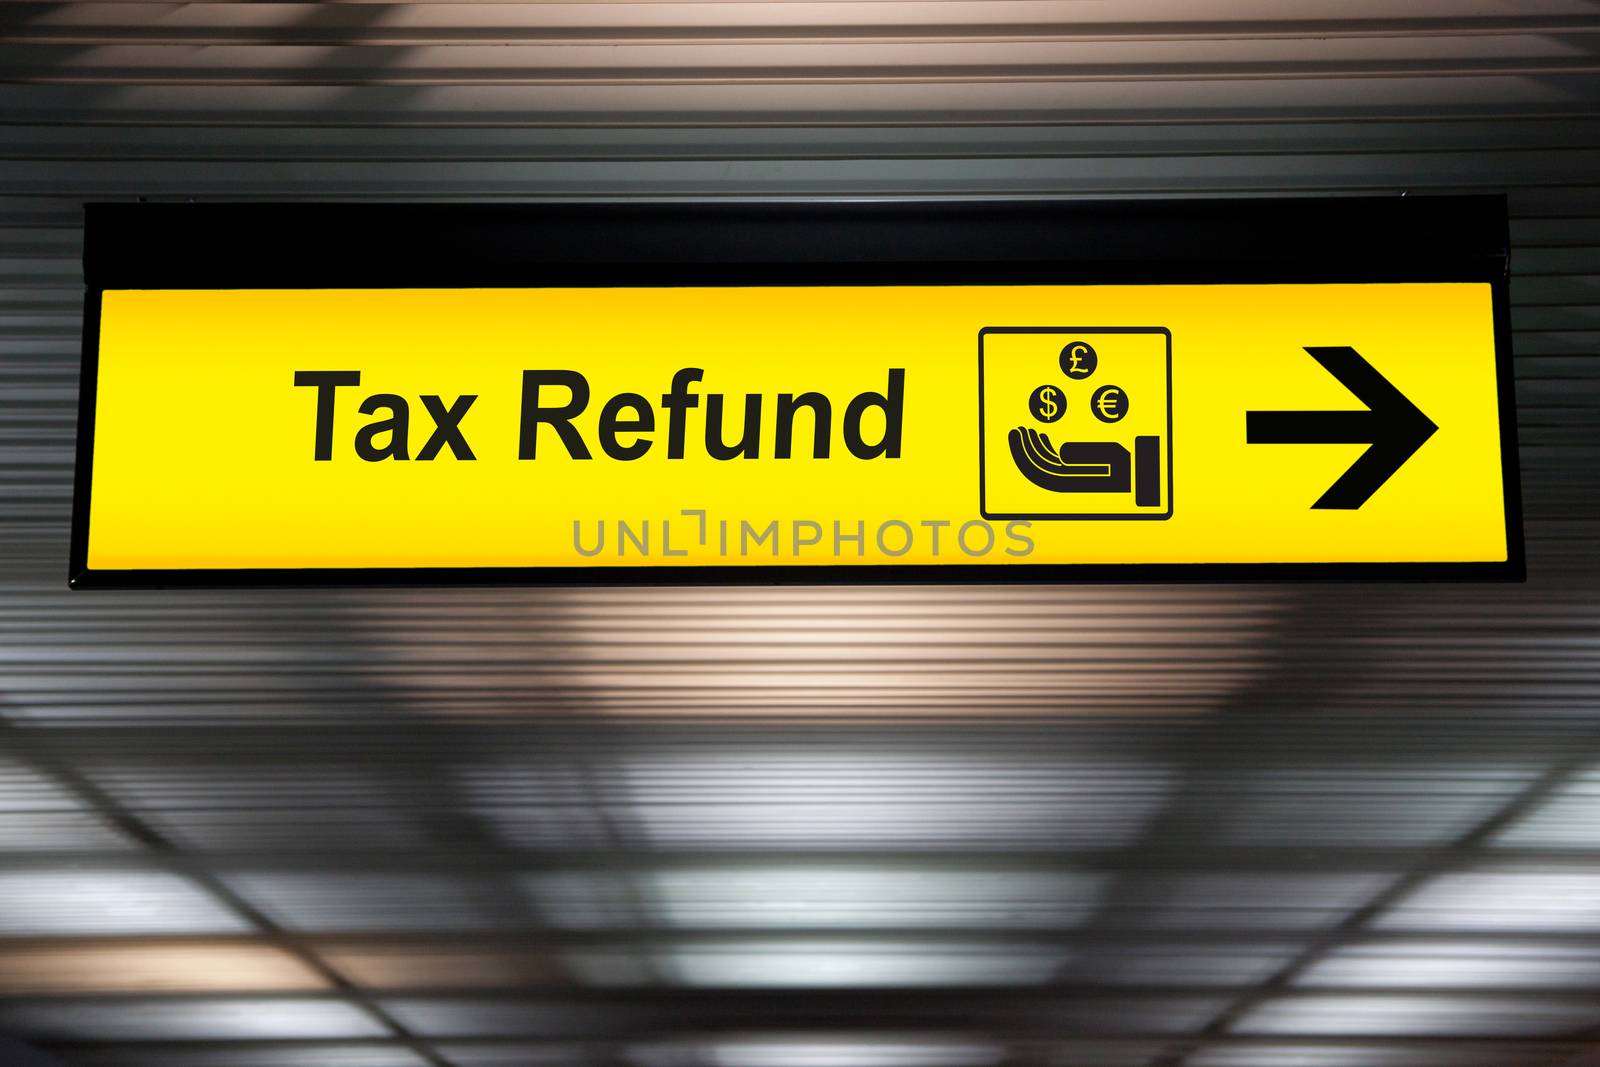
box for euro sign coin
[1028,383,1066,423]
[1060,341,1098,380]
[1091,384,1128,423]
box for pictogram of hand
[1006,426,1131,493]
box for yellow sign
[78,283,1513,578]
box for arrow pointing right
[1246,345,1438,510]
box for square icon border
[978,325,1174,521]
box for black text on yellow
[294,367,906,462]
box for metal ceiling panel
[0,2,1598,1067]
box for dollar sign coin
[1028,384,1066,423]
[1091,384,1128,423]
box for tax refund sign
[71,200,1521,586]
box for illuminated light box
[72,199,1520,585]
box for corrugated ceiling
[1,3,1600,1067]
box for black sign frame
[71,196,1523,587]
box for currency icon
[980,327,1172,520]
[1028,383,1066,423]
[1060,341,1098,380]
[1092,385,1129,423]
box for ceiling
[1,3,1600,1067]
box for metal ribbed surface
[1,4,1599,1067]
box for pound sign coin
[1060,342,1098,380]
[1028,384,1066,423]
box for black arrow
[1246,345,1437,510]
